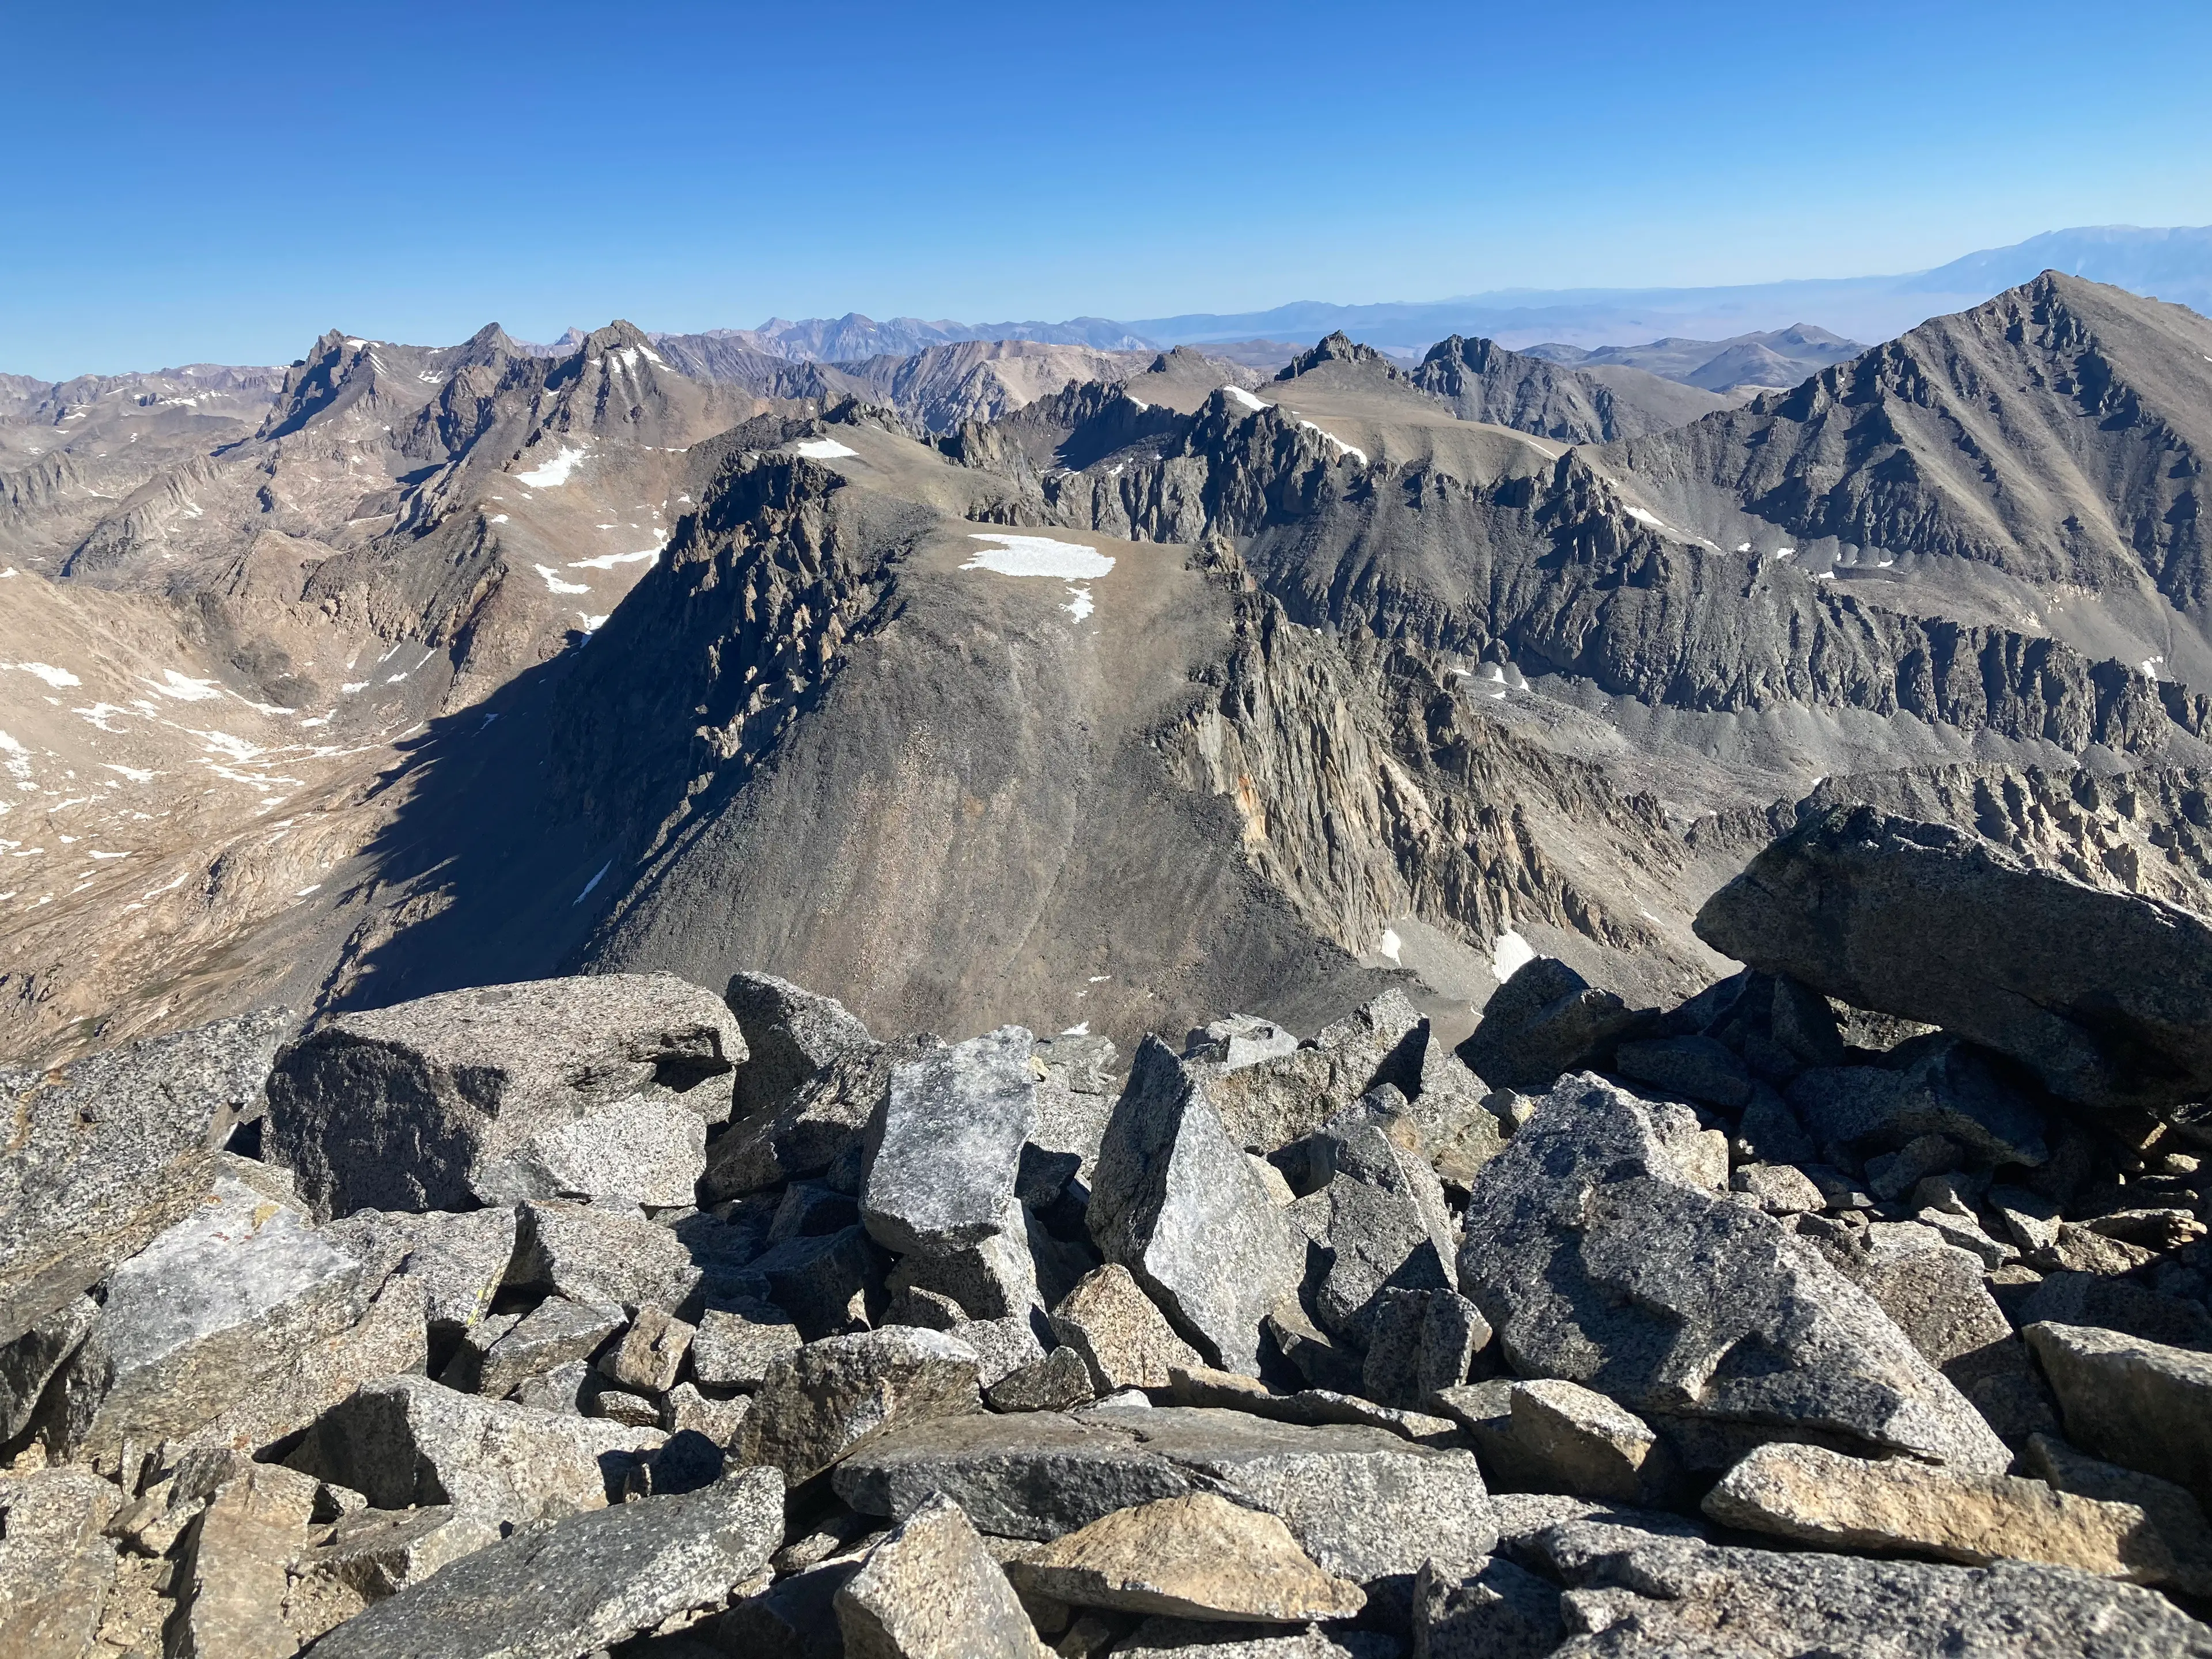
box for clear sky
[5,0,2209,378]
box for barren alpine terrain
[9,267,2212,1658]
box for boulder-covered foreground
[8,808,2212,1656]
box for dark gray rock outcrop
[1698,805,2212,1112]
[1456,1073,2010,1472]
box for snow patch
[8,662,80,688]
[1377,927,1403,964]
[1222,385,1272,412]
[146,671,224,702]
[488,513,509,524]
[1060,1021,1091,1036]
[962,533,1116,581]
[567,548,660,570]
[2143,655,2165,680]
[1063,586,1094,622]
[791,438,858,459]
[534,563,592,595]
[514,445,586,487]
[101,764,154,783]
[1491,927,1536,983]
[573,861,612,906]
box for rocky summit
[8,241,2212,1656]
[7,816,2212,1655]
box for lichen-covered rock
[1456,1073,2010,1472]
[1089,1039,1307,1376]
[321,1207,517,1340]
[0,1007,291,1345]
[724,969,876,1120]
[506,1198,702,1312]
[265,974,740,1218]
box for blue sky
[4,0,2209,378]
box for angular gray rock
[986,1345,1097,1412]
[322,1207,518,1340]
[1697,805,2212,1113]
[1508,1378,1672,1505]
[832,1410,1197,1540]
[1112,1405,1495,1596]
[703,1036,933,1202]
[601,1303,695,1394]
[737,1327,982,1484]
[306,1467,784,1659]
[477,1294,624,1399]
[50,1172,369,1459]
[2026,1321,2212,1508]
[0,1465,125,1657]
[1291,1105,1459,1344]
[1050,1263,1205,1392]
[1113,1619,1401,1657]
[1415,1556,1563,1659]
[1185,1014,1302,1071]
[1613,1035,1751,1109]
[1527,1513,2212,1656]
[283,1373,663,1547]
[1786,1036,2048,1166]
[266,973,741,1218]
[0,1292,95,1442]
[1456,957,1638,1090]
[1088,1038,1307,1376]
[1456,1073,2010,1472]
[834,1491,1050,1658]
[0,1007,290,1345]
[725,968,876,1120]
[472,1092,709,1208]
[862,1027,1038,1257]
[691,1298,804,1388]
[507,1198,701,1312]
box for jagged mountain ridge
[9,276,2212,1073]
[1604,273,2212,692]
[1410,334,1731,444]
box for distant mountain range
[499,224,2211,373]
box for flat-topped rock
[266,973,741,1218]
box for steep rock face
[1411,335,1727,444]
[1607,274,2212,674]
[949,349,2198,762]
[1159,571,1725,999]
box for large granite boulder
[0,1008,290,1344]
[306,1467,783,1658]
[47,1172,376,1459]
[861,1027,1037,1257]
[264,973,742,1218]
[1522,1514,2212,1656]
[1088,1038,1307,1376]
[1696,805,2212,1113]
[724,969,876,1120]
[1456,1073,2010,1472]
